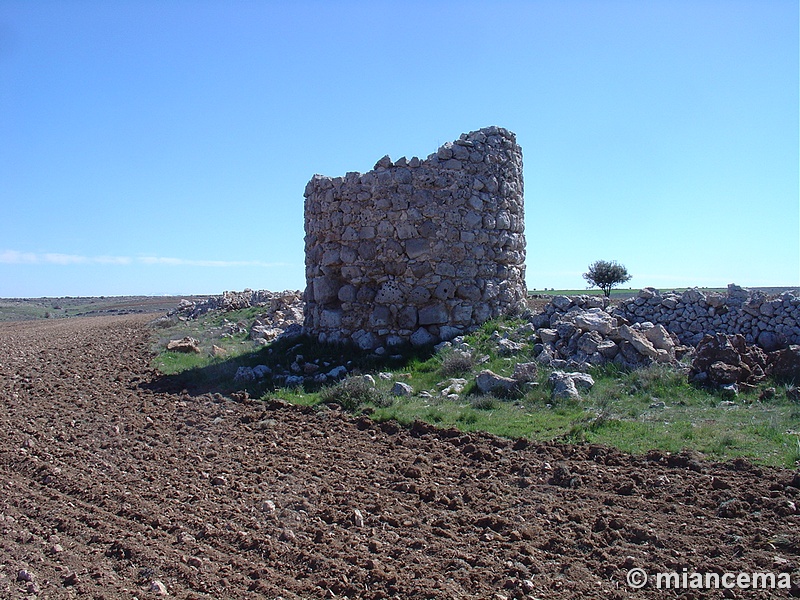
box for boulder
[768,345,800,383]
[618,325,660,360]
[689,333,769,387]
[539,328,558,343]
[757,331,786,353]
[550,375,578,400]
[391,382,414,397]
[166,337,200,353]
[577,331,603,355]
[475,370,517,396]
[410,327,437,347]
[512,362,539,382]
[497,338,525,356]
[597,339,619,359]
[551,295,572,311]
[644,324,676,352]
[548,371,594,401]
[573,308,617,336]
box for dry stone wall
[613,285,800,350]
[304,126,526,350]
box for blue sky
[1,0,797,297]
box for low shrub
[319,376,390,411]
[438,350,476,377]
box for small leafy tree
[583,260,631,297]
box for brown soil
[1,315,798,599]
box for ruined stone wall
[303,126,526,350]
[613,285,800,349]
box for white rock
[475,370,517,395]
[573,308,618,336]
[150,580,168,596]
[391,382,414,396]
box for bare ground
[0,315,799,599]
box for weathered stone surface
[304,127,526,348]
[391,382,414,396]
[577,331,603,355]
[166,337,200,353]
[352,329,380,351]
[573,308,617,336]
[512,362,538,382]
[618,325,660,360]
[768,345,800,383]
[551,295,572,311]
[689,333,769,387]
[419,304,449,325]
[757,331,785,353]
[548,371,595,401]
[539,328,558,343]
[475,370,517,395]
[438,326,462,341]
[497,338,525,356]
[643,324,674,351]
[410,327,437,347]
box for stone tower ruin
[303,126,526,350]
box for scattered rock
[391,382,414,397]
[17,569,33,582]
[511,362,538,382]
[150,580,168,596]
[690,333,768,388]
[619,325,660,361]
[497,338,525,356]
[573,308,617,335]
[353,509,365,528]
[475,370,517,396]
[547,371,594,401]
[166,337,200,354]
[768,345,800,383]
[438,378,467,397]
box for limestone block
[419,304,449,325]
[313,276,339,305]
[404,238,430,259]
[410,327,437,347]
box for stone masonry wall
[303,126,526,350]
[613,285,800,350]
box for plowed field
[1,315,798,598]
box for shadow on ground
[142,334,432,399]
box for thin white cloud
[0,250,40,264]
[0,250,289,268]
[42,253,89,265]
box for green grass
[150,312,800,469]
